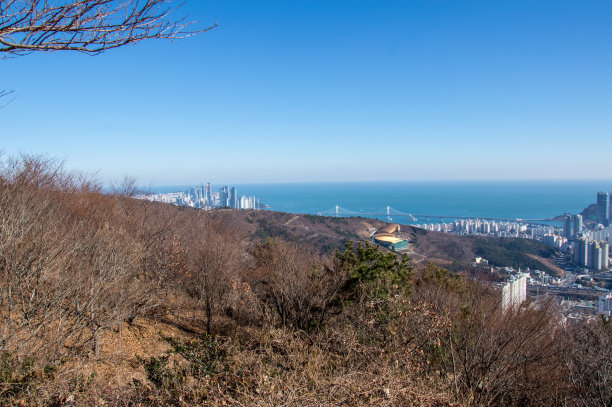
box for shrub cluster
[0,155,610,406]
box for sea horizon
[140,179,612,224]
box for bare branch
[0,0,216,57]
[0,89,17,108]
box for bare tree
[69,216,144,357]
[184,215,245,334]
[0,154,179,361]
[562,319,612,407]
[250,239,346,331]
[0,155,95,361]
[0,0,216,57]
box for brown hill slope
[208,209,386,254]
[208,209,562,275]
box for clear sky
[1,0,611,185]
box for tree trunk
[206,296,212,335]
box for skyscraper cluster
[239,195,259,209]
[542,234,567,250]
[574,235,609,271]
[563,213,583,240]
[563,204,609,271]
[136,183,262,211]
[195,184,260,210]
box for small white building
[598,293,612,317]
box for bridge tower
[336,205,339,217]
[386,205,392,221]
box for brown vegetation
[0,155,610,406]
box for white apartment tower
[501,275,527,311]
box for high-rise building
[563,214,573,239]
[543,234,556,246]
[597,192,610,226]
[574,236,589,268]
[501,275,526,311]
[239,195,257,209]
[576,239,609,271]
[589,226,608,242]
[230,187,238,208]
[205,182,212,204]
[219,186,229,207]
[573,214,583,239]
[590,242,604,271]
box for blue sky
[1,0,611,185]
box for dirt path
[283,215,300,226]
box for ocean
[145,180,612,225]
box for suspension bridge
[317,206,417,221]
[315,205,554,223]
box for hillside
[1,158,598,406]
[581,203,599,221]
[399,227,562,276]
[208,209,385,253]
[211,209,562,275]
[553,203,597,223]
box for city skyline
[137,182,262,210]
[2,0,612,184]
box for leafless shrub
[111,196,183,322]
[69,219,144,356]
[182,214,246,334]
[0,155,88,360]
[250,239,346,331]
[407,265,564,406]
[110,175,139,198]
[0,154,175,361]
[562,318,612,407]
